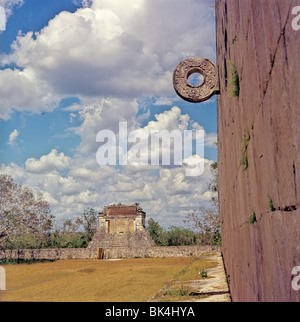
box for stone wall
[0,245,221,260]
[216,0,300,302]
[88,231,155,250]
[0,248,94,260]
[98,205,146,233]
[104,245,221,259]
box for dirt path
[149,252,231,302]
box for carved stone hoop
[173,57,220,103]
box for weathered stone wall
[104,245,221,259]
[216,0,300,301]
[0,245,221,260]
[88,231,155,250]
[147,245,220,258]
[0,248,94,260]
[99,205,146,233]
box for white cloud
[153,96,180,106]
[0,0,23,32]
[25,149,71,173]
[0,0,217,227]
[127,184,156,201]
[0,6,6,31]
[61,190,98,205]
[8,129,19,146]
[143,106,190,134]
[0,139,211,225]
[0,68,59,120]
[205,132,218,147]
[0,0,215,119]
[43,191,59,205]
[75,98,139,154]
[1,105,217,227]
[43,172,80,196]
[0,147,215,227]
[0,0,23,17]
[5,6,170,99]
[72,0,92,7]
[91,0,216,66]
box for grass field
[0,257,196,302]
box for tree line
[0,174,98,250]
[146,218,220,247]
[146,162,221,246]
[0,163,220,250]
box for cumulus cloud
[0,0,215,119]
[61,190,99,205]
[75,98,139,154]
[124,106,214,169]
[0,142,215,227]
[5,6,170,99]
[43,172,81,196]
[0,0,217,226]
[143,106,190,134]
[8,129,19,146]
[25,149,71,173]
[0,68,59,120]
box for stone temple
[88,205,155,258]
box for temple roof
[100,205,145,217]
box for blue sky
[0,0,217,227]
[1,0,81,53]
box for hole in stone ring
[187,70,204,87]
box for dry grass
[0,257,193,302]
[174,254,218,281]
[150,253,220,302]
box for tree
[0,228,6,245]
[166,226,197,246]
[147,219,197,246]
[147,218,168,246]
[184,162,221,245]
[81,208,98,242]
[50,208,98,248]
[0,174,54,249]
[62,217,82,234]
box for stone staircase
[111,234,129,247]
[88,229,155,258]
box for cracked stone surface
[216,0,300,302]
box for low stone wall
[0,245,221,260]
[147,245,221,258]
[0,248,94,260]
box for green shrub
[268,195,276,212]
[0,258,56,265]
[199,269,208,278]
[240,128,251,172]
[163,285,190,297]
[227,60,240,98]
[247,212,257,225]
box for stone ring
[173,57,220,103]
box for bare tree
[0,174,53,249]
[184,162,221,245]
[61,217,83,234]
[81,208,98,241]
[0,228,6,245]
